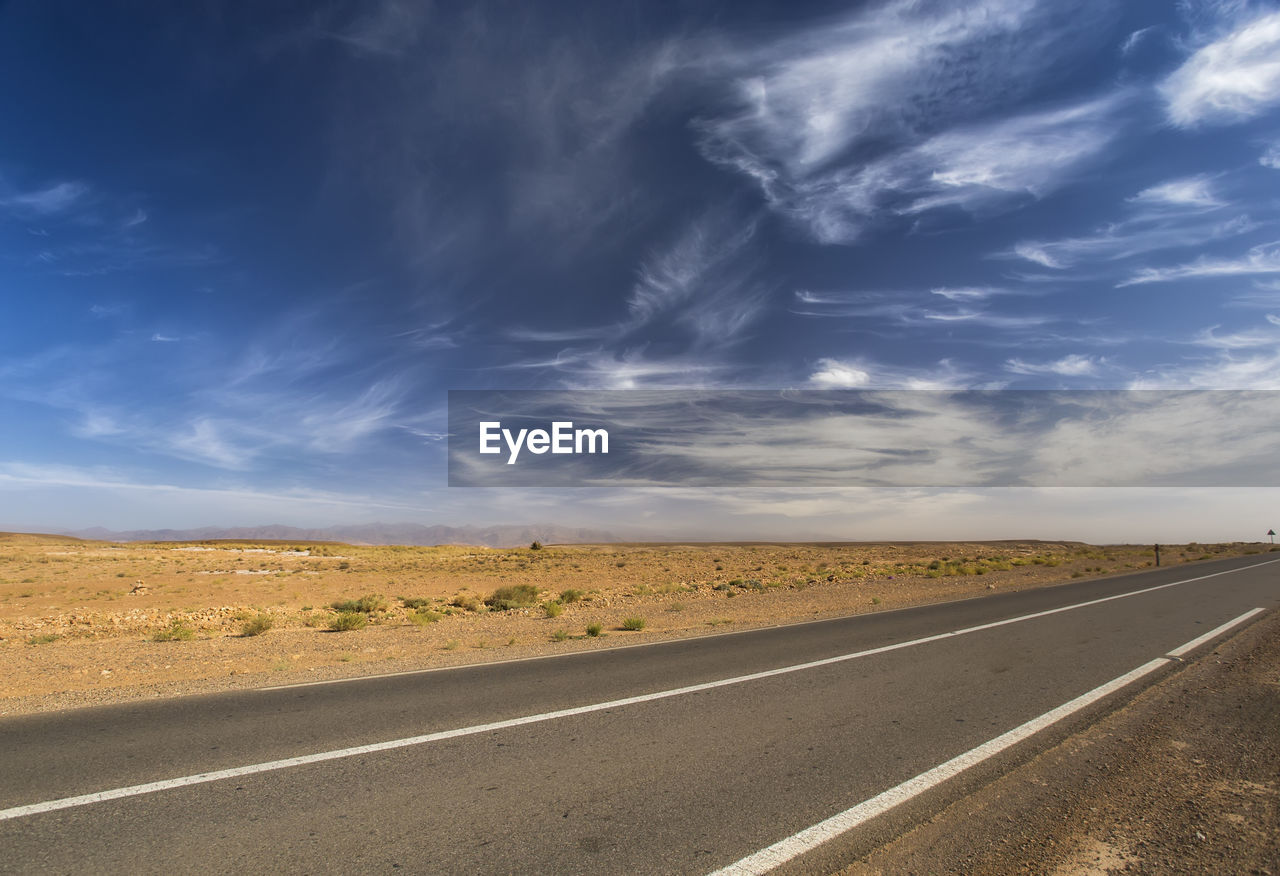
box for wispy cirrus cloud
[1117,240,1280,286]
[503,348,729,390]
[808,357,977,389]
[930,286,1006,302]
[1160,10,1280,126]
[705,90,1127,244]
[1128,174,1224,209]
[1005,353,1103,376]
[792,288,1057,336]
[0,180,89,216]
[1002,167,1256,272]
[1007,213,1256,270]
[1130,350,1280,389]
[696,0,1124,242]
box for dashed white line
[708,607,1266,875]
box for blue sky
[2,0,1279,541]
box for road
[1,554,1277,874]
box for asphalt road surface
[2,554,1277,874]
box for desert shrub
[400,596,432,609]
[560,589,583,603]
[543,601,564,618]
[451,593,482,612]
[331,594,387,613]
[551,629,569,642]
[486,584,539,611]
[328,611,368,632]
[530,540,543,550]
[152,621,195,642]
[240,613,274,637]
[620,616,646,631]
[586,622,602,637]
[27,633,60,645]
[409,609,441,626]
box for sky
[2,0,1280,542]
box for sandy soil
[0,533,1271,716]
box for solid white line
[1,562,1273,823]
[260,557,1280,692]
[707,607,1265,876]
[1167,607,1265,657]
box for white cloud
[1011,243,1066,269]
[1008,213,1256,270]
[808,357,976,389]
[1128,175,1223,209]
[1130,350,1280,389]
[1120,25,1158,55]
[0,181,88,216]
[697,0,1123,242]
[930,287,1006,301]
[1261,143,1280,169]
[1005,354,1102,376]
[808,359,871,388]
[1118,240,1280,286]
[914,97,1120,200]
[627,214,760,338]
[740,94,1125,243]
[1160,10,1280,126]
[1193,321,1280,349]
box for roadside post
[1269,529,1276,544]
[1154,543,1161,566]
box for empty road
[2,554,1277,874]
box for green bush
[560,589,583,603]
[409,609,441,626]
[328,611,368,632]
[240,613,274,637]
[586,622,602,637]
[486,584,540,611]
[152,621,195,642]
[543,601,564,618]
[620,616,646,631]
[331,594,387,613]
[399,596,432,609]
[551,629,569,642]
[530,540,543,550]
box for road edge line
[706,606,1266,875]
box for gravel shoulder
[838,608,1280,876]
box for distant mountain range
[65,522,622,548]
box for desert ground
[1,533,1272,715]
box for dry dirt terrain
[0,533,1272,716]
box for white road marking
[708,606,1266,875]
[1,562,1274,823]
[1167,607,1266,657]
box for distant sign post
[1270,529,1276,544]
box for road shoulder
[839,609,1280,875]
